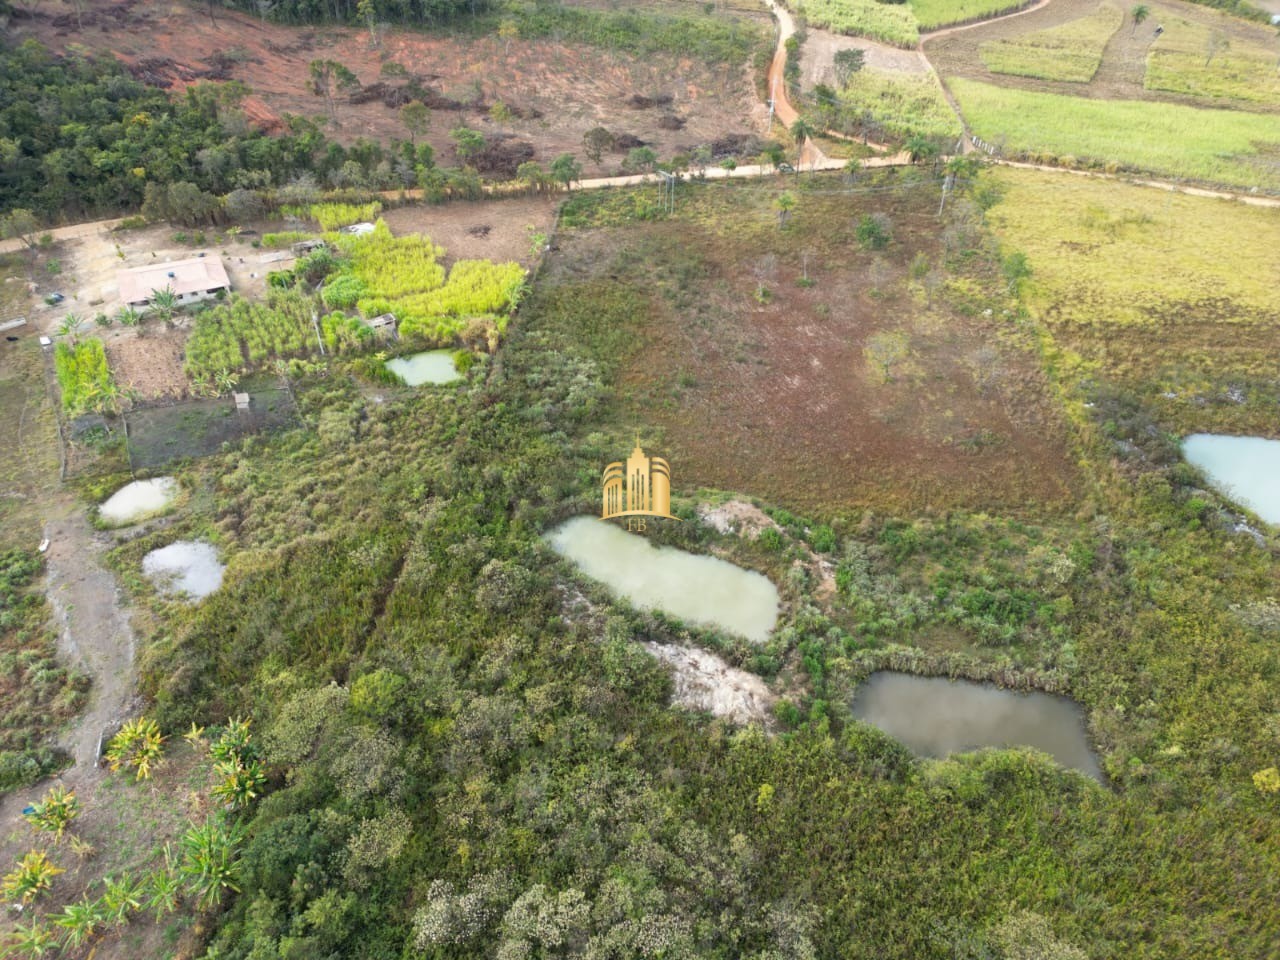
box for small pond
[1182,434,1280,526]
[851,672,1101,781]
[142,541,224,601]
[99,477,179,526]
[386,350,462,386]
[546,516,779,643]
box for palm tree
[150,286,179,326]
[905,135,940,166]
[790,118,815,172]
[1130,4,1149,36]
[56,312,85,343]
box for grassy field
[1144,15,1280,106]
[795,0,920,47]
[795,0,1032,43]
[985,167,1280,431]
[950,78,1280,190]
[979,1,1123,81]
[910,0,1027,29]
[840,68,964,140]
[554,175,1077,513]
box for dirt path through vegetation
[762,0,829,167]
[0,497,138,826]
[0,218,126,257]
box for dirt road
[0,218,125,258]
[0,497,138,826]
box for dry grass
[950,78,1280,189]
[979,1,1123,82]
[985,167,1280,430]
[1144,14,1280,107]
[557,176,1080,513]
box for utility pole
[657,171,676,214]
[311,311,326,356]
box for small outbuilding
[117,257,231,311]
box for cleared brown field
[14,0,767,178]
[557,175,1079,514]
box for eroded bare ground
[14,0,766,178]
[924,0,1280,112]
[801,29,928,87]
[0,497,140,828]
[642,641,777,725]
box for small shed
[368,314,398,340]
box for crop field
[950,78,1280,189]
[0,333,58,548]
[795,0,921,47]
[1144,14,1280,106]
[839,68,964,140]
[549,175,1078,513]
[909,0,1027,29]
[979,2,1123,82]
[985,168,1280,432]
[797,0,1028,42]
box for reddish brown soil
[559,181,1079,514]
[15,0,765,177]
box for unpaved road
[0,497,137,826]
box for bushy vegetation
[95,174,1276,959]
[1144,15,1280,105]
[0,39,356,218]
[980,2,1123,82]
[465,4,769,64]
[53,339,119,416]
[837,69,963,140]
[795,0,921,47]
[332,221,525,342]
[0,550,85,795]
[950,78,1280,189]
[299,202,383,231]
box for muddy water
[98,477,178,525]
[1183,434,1280,526]
[142,540,225,600]
[386,350,462,386]
[851,672,1101,780]
[546,516,779,643]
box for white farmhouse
[117,257,231,311]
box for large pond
[1182,434,1280,526]
[99,477,179,526]
[546,516,779,643]
[386,350,462,386]
[142,541,225,601]
[851,672,1102,781]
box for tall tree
[400,100,430,146]
[790,118,815,171]
[1130,4,1149,37]
[549,153,582,191]
[309,59,359,120]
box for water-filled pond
[385,350,462,386]
[851,672,1101,780]
[99,477,179,526]
[546,516,779,643]
[142,541,225,601]
[1182,434,1280,526]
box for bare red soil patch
[559,179,1078,514]
[15,0,765,177]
